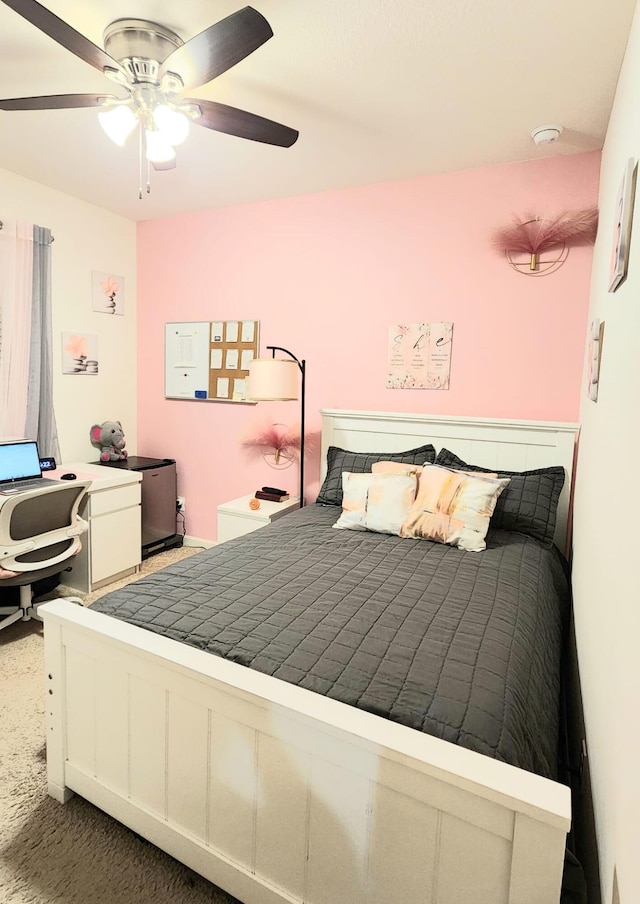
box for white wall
[0,167,137,462]
[572,3,640,903]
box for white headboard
[320,409,579,553]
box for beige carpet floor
[0,547,238,904]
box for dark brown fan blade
[1,0,126,76]
[0,93,118,111]
[186,98,298,148]
[159,6,273,90]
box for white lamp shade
[145,129,176,163]
[98,104,137,146]
[249,358,299,400]
[153,104,190,146]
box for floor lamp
[248,346,306,507]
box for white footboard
[41,599,570,904]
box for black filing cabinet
[96,456,182,557]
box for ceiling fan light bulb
[153,104,190,146]
[98,104,137,146]
[145,128,177,163]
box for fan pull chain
[137,127,152,196]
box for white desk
[53,462,142,593]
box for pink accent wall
[137,151,600,540]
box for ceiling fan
[0,0,299,187]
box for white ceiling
[0,0,636,222]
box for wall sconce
[492,207,598,276]
[241,423,301,469]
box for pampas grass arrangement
[242,424,301,465]
[492,207,599,270]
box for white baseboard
[183,535,216,549]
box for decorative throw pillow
[400,465,511,552]
[371,461,425,477]
[435,449,565,545]
[316,444,436,506]
[333,472,419,535]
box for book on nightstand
[254,490,290,502]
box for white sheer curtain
[0,219,60,458]
[0,220,33,437]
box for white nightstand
[217,494,300,543]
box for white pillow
[400,465,510,552]
[333,471,418,536]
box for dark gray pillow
[434,448,565,545]
[317,444,436,507]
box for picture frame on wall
[92,270,125,315]
[386,322,454,390]
[608,157,637,292]
[62,331,99,374]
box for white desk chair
[0,480,91,631]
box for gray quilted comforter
[93,504,570,780]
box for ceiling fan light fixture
[145,128,176,163]
[98,104,137,146]
[152,104,190,146]
[3,2,298,198]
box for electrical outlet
[177,496,185,513]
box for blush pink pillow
[371,461,424,478]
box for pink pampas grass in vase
[492,207,598,271]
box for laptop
[0,440,61,495]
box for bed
[40,409,580,904]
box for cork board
[208,320,259,402]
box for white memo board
[165,322,210,399]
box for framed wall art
[62,331,99,374]
[608,157,637,292]
[92,270,125,315]
[387,322,454,390]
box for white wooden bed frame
[40,409,580,904]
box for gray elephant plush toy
[90,420,128,461]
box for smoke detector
[531,124,564,145]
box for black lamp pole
[266,345,305,507]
